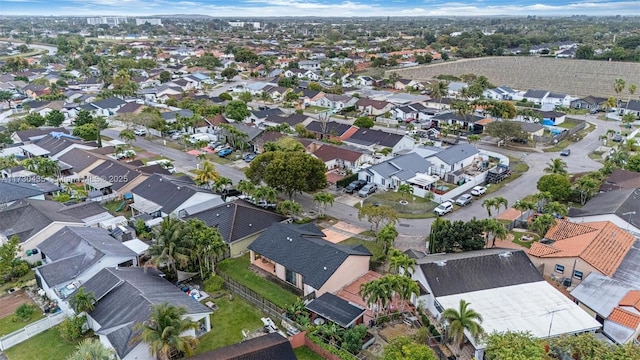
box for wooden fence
[217,273,286,321]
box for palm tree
[377,223,399,256]
[66,338,114,360]
[237,180,256,197]
[514,200,537,223]
[543,201,568,218]
[614,78,626,104]
[182,219,226,277]
[573,176,599,205]
[483,219,508,247]
[388,250,416,277]
[397,184,414,200]
[277,200,302,218]
[530,214,557,237]
[429,80,448,109]
[212,177,232,194]
[254,185,278,203]
[482,198,499,217]
[625,84,637,112]
[544,158,568,174]
[312,192,335,217]
[441,300,484,354]
[134,303,199,360]
[193,160,219,189]
[394,275,420,312]
[467,134,481,146]
[119,129,136,147]
[532,192,552,212]
[69,288,96,314]
[150,217,188,274]
[494,196,508,215]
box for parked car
[613,133,623,142]
[560,148,571,156]
[434,201,454,216]
[455,194,473,207]
[256,200,277,210]
[358,183,377,197]
[213,145,227,153]
[116,149,136,160]
[208,142,221,149]
[218,148,233,157]
[510,137,528,144]
[243,153,256,162]
[170,131,186,140]
[133,128,147,136]
[345,180,367,194]
[471,186,487,196]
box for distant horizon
[3,0,640,18]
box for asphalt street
[104,112,614,250]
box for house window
[381,179,385,186]
[555,264,565,274]
[573,270,583,280]
[434,300,444,313]
[285,268,297,285]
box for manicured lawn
[0,271,35,293]
[0,307,45,336]
[305,106,329,114]
[5,327,79,360]
[217,254,299,308]
[363,190,438,219]
[294,346,325,360]
[341,234,385,268]
[103,200,130,218]
[194,296,264,355]
[511,231,539,249]
[556,118,581,129]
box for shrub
[341,325,367,354]
[14,303,35,322]
[58,315,87,342]
[414,327,430,344]
[203,275,224,293]
[307,332,357,360]
[10,260,31,278]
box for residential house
[425,143,481,176]
[11,127,69,144]
[299,60,321,70]
[359,153,433,195]
[306,292,366,328]
[543,93,572,107]
[33,132,98,159]
[261,85,289,101]
[568,188,640,236]
[0,177,60,208]
[138,84,182,102]
[522,89,549,105]
[483,86,518,101]
[294,88,325,107]
[527,220,635,286]
[130,174,223,224]
[305,120,358,141]
[80,267,212,360]
[316,94,357,110]
[393,79,417,90]
[518,122,545,139]
[0,199,112,257]
[248,108,285,124]
[600,168,640,192]
[189,333,296,360]
[248,222,371,297]
[344,128,414,154]
[34,226,138,305]
[534,109,567,125]
[226,123,264,152]
[447,82,468,96]
[621,100,640,119]
[571,274,640,344]
[571,96,608,111]
[430,112,486,132]
[310,143,366,171]
[184,200,288,257]
[411,249,602,360]
[356,98,394,117]
[391,102,431,122]
[260,113,310,130]
[86,97,127,117]
[116,102,146,116]
[424,97,453,110]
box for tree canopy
[485,120,526,143]
[537,173,571,201]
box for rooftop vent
[499,252,512,258]
[436,261,447,266]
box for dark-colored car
[510,137,528,144]
[613,134,623,142]
[560,148,571,156]
[345,180,367,194]
[220,188,242,200]
[243,153,256,162]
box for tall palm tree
[532,192,553,212]
[377,223,399,256]
[482,198,499,217]
[255,185,278,203]
[397,184,414,200]
[389,250,417,277]
[394,275,420,312]
[66,338,114,360]
[429,80,448,109]
[614,78,626,104]
[543,201,568,218]
[313,192,335,217]
[119,128,136,147]
[150,217,188,274]
[182,219,226,277]
[69,288,96,314]
[544,158,568,174]
[573,176,599,205]
[514,200,537,223]
[193,160,219,189]
[134,303,199,360]
[483,219,508,247]
[494,196,508,215]
[530,214,557,237]
[212,177,232,194]
[277,200,302,218]
[237,180,256,197]
[441,300,484,354]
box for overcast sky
[2,0,639,17]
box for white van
[189,133,216,144]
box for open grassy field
[389,57,640,98]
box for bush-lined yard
[4,327,80,360]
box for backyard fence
[217,273,286,321]
[533,118,587,144]
[0,312,67,351]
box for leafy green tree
[277,200,302,218]
[285,91,301,102]
[74,110,94,126]
[357,204,398,232]
[21,157,60,177]
[485,120,526,144]
[441,300,484,354]
[622,112,636,129]
[308,82,323,91]
[59,315,87,342]
[0,90,13,109]
[485,331,546,360]
[219,92,232,101]
[150,217,188,275]
[73,123,98,141]
[221,67,238,81]
[544,158,568,174]
[341,325,368,354]
[159,71,171,83]
[277,77,298,88]
[238,91,253,103]
[224,100,251,122]
[14,303,35,322]
[69,288,96,314]
[382,336,438,360]
[0,235,21,279]
[66,338,115,360]
[354,116,374,128]
[45,110,65,127]
[134,303,199,360]
[429,81,448,108]
[537,174,571,201]
[24,112,45,127]
[246,151,327,199]
[182,219,226,277]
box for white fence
[433,171,488,203]
[0,312,67,351]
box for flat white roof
[437,281,602,349]
[20,144,50,156]
[123,239,150,255]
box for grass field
[390,57,640,98]
[5,328,80,360]
[294,346,325,360]
[0,307,45,337]
[194,296,264,355]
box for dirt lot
[0,290,31,319]
[389,57,640,97]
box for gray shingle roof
[346,128,406,148]
[12,127,68,142]
[248,223,371,289]
[0,199,84,242]
[57,148,100,172]
[305,293,366,327]
[188,333,296,360]
[613,240,640,288]
[366,153,432,180]
[185,200,287,244]
[0,178,60,203]
[83,267,211,359]
[91,97,126,110]
[131,174,208,214]
[306,121,352,136]
[431,144,480,165]
[523,89,549,99]
[36,227,137,287]
[419,250,542,297]
[568,188,640,228]
[89,160,143,191]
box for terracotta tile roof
[608,307,640,329]
[474,118,494,126]
[496,208,522,221]
[527,220,635,276]
[620,290,640,311]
